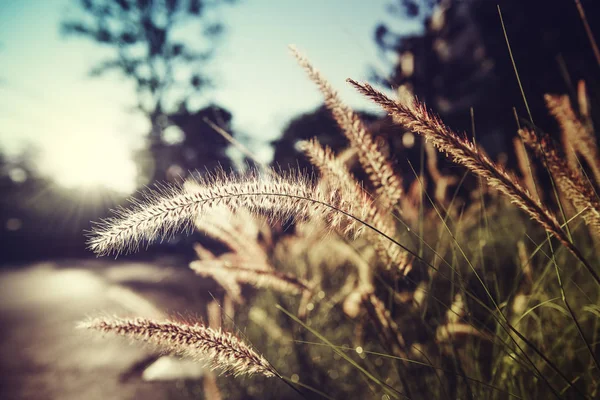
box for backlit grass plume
[545,91,600,184]
[348,78,600,286]
[291,45,403,211]
[79,316,276,378]
[88,169,371,256]
[297,137,409,270]
[519,127,600,239]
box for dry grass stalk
[519,128,600,239]
[545,93,600,185]
[337,145,358,163]
[517,240,533,287]
[298,138,410,270]
[513,137,541,202]
[574,0,600,68]
[577,80,592,127]
[203,373,222,400]
[401,179,423,227]
[425,141,458,206]
[223,295,236,323]
[79,316,276,378]
[190,260,311,295]
[363,293,408,359]
[348,78,599,285]
[297,138,362,204]
[290,46,403,211]
[512,241,533,317]
[297,138,372,236]
[88,169,369,256]
[205,300,223,400]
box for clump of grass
[518,127,600,240]
[347,78,600,285]
[82,47,600,399]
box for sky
[0,0,421,193]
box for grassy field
[78,44,600,400]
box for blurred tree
[61,0,237,183]
[380,0,437,20]
[156,103,233,178]
[61,0,232,127]
[373,0,600,156]
[272,105,347,171]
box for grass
[80,46,600,399]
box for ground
[0,259,215,400]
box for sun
[40,132,138,194]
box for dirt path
[0,260,212,400]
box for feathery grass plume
[193,207,253,257]
[298,138,410,270]
[348,78,600,285]
[517,240,533,286]
[513,136,541,202]
[290,45,403,211]
[193,242,217,260]
[186,179,264,240]
[297,138,361,202]
[88,168,369,256]
[545,93,600,185]
[79,316,276,378]
[190,260,311,295]
[518,128,600,239]
[297,138,371,237]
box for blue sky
[0,0,420,193]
